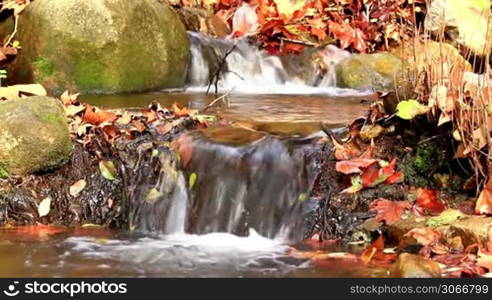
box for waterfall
[129,134,321,242]
[185,32,356,95]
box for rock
[0,96,72,176]
[425,0,492,57]
[5,0,190,94]
[335,53,403,91]
[176,7,230,38]
[390,253,441,278]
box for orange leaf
[83,104,117,126]
[370,199,411,225]
[335,158,378,175]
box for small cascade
[185,135,321,241]
[128,132,322,242]
[186,32,357,95]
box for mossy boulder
[5,0,190,94]
[0,96,72,176]
[335,53,403,91]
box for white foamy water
[185,32,372,96]
[64,230,304,277]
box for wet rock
[177,7,230,38]
[5,0,190,94]
[0,96,72,176]
[335,53,403,92]
[390,253,441,278]
[425,0,492,57]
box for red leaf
[416,189,445,215]
[361,236,397,265]
[370,199,411,225]
[335,158,378,175]
[380,158,397,177]
[361,162,380,187]
[386,171,404,185]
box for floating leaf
[396,100,430,120]
[99,160,117,181]
[69,179,87,197]
[38,197,52,218]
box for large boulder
[425,0,492,57]
[335,53,403,91]
[5,0,190,94]
[0,96,72,176]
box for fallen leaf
[99,160,117,181]
[476,177,492,215]
[477,248,492,272]
[189,172,198,190]
[83,104,117,126]
[370,199,411,225]
[69,180,86,197]
[396,100,430,120]
[341,175,364,194]
[416,188,445,215]
[361,162,380,187]
[405,227,441,247]
[171,134,194,167]
[146,188,161,203]
[0,84,47,100]
[335,158,378,175]
[38,197,52,218]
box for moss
[32,57,54,83]
[402,142,448,188]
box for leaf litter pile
[0,90,205,238]
[302,87,492,277]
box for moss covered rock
[0,96,72,176]
[6,0,190,94]
[335,53,403,91]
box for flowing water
[0,33,379,277]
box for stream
[0,33,379,278]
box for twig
[4,15,18,47]
[207,45,237,95]
[279,37,318,47]
[201,88,234,113]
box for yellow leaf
[38,197,52,217]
